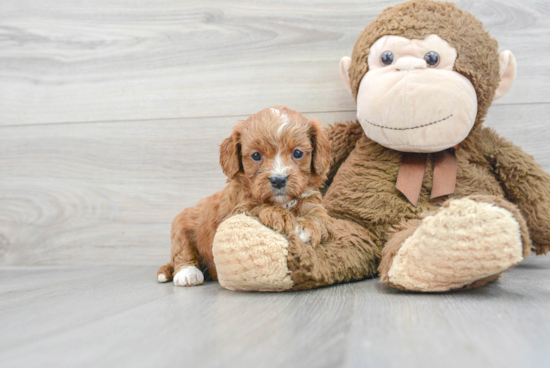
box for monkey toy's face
[341,34,516,153]
[357,35,475,153]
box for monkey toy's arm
[486,130,550,255]
[323,121,364,190]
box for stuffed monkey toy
[211,0,550,292]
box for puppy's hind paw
[173,266,204,287]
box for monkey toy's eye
[293,149,304,159]
[424,51,440,67]
[380,51,394,66]
[251,152,262,162]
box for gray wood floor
[1,256,549,368]
[1,0,550,367]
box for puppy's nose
[270,176,287,189]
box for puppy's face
[220,106,331,205]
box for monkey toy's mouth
[363,114,454,131]
[359,110,465,153]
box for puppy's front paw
[173,266,204,287]
[258,207,296,234]
[295,225,311,243]
[295,218,329,247]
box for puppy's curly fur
[157,106,333,286]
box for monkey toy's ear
[339,57,353,94]
[493,50,516,100]
[219,127,242,179]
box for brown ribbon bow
[395,148,458,206]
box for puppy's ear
[219,127,243,179]
[309,118,331,176]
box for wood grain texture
[0,0,549,126]
[1,104,549,266]
[0,256,549,368]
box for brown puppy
[157,106,333,286]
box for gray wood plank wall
[1,0,549,266]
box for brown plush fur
[288,218,380,290]
[158,106,333,282]
[322,121,364,192]
[280,0,550,291]
[320,126,550,285]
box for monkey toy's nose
[395,57,427,71]
[270,176,287,189]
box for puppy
[157,106,333,286]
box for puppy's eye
[251,152,262,162]
[424,51,440,67]
[380,51,394,66]
[293,149,304,159]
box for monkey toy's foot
[379,196,532,292]
[212,214,294,292]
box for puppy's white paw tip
[173,266,204,287]
[157,273,168,283]
[295,226,311,243]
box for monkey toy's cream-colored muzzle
[356,61,477,153]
